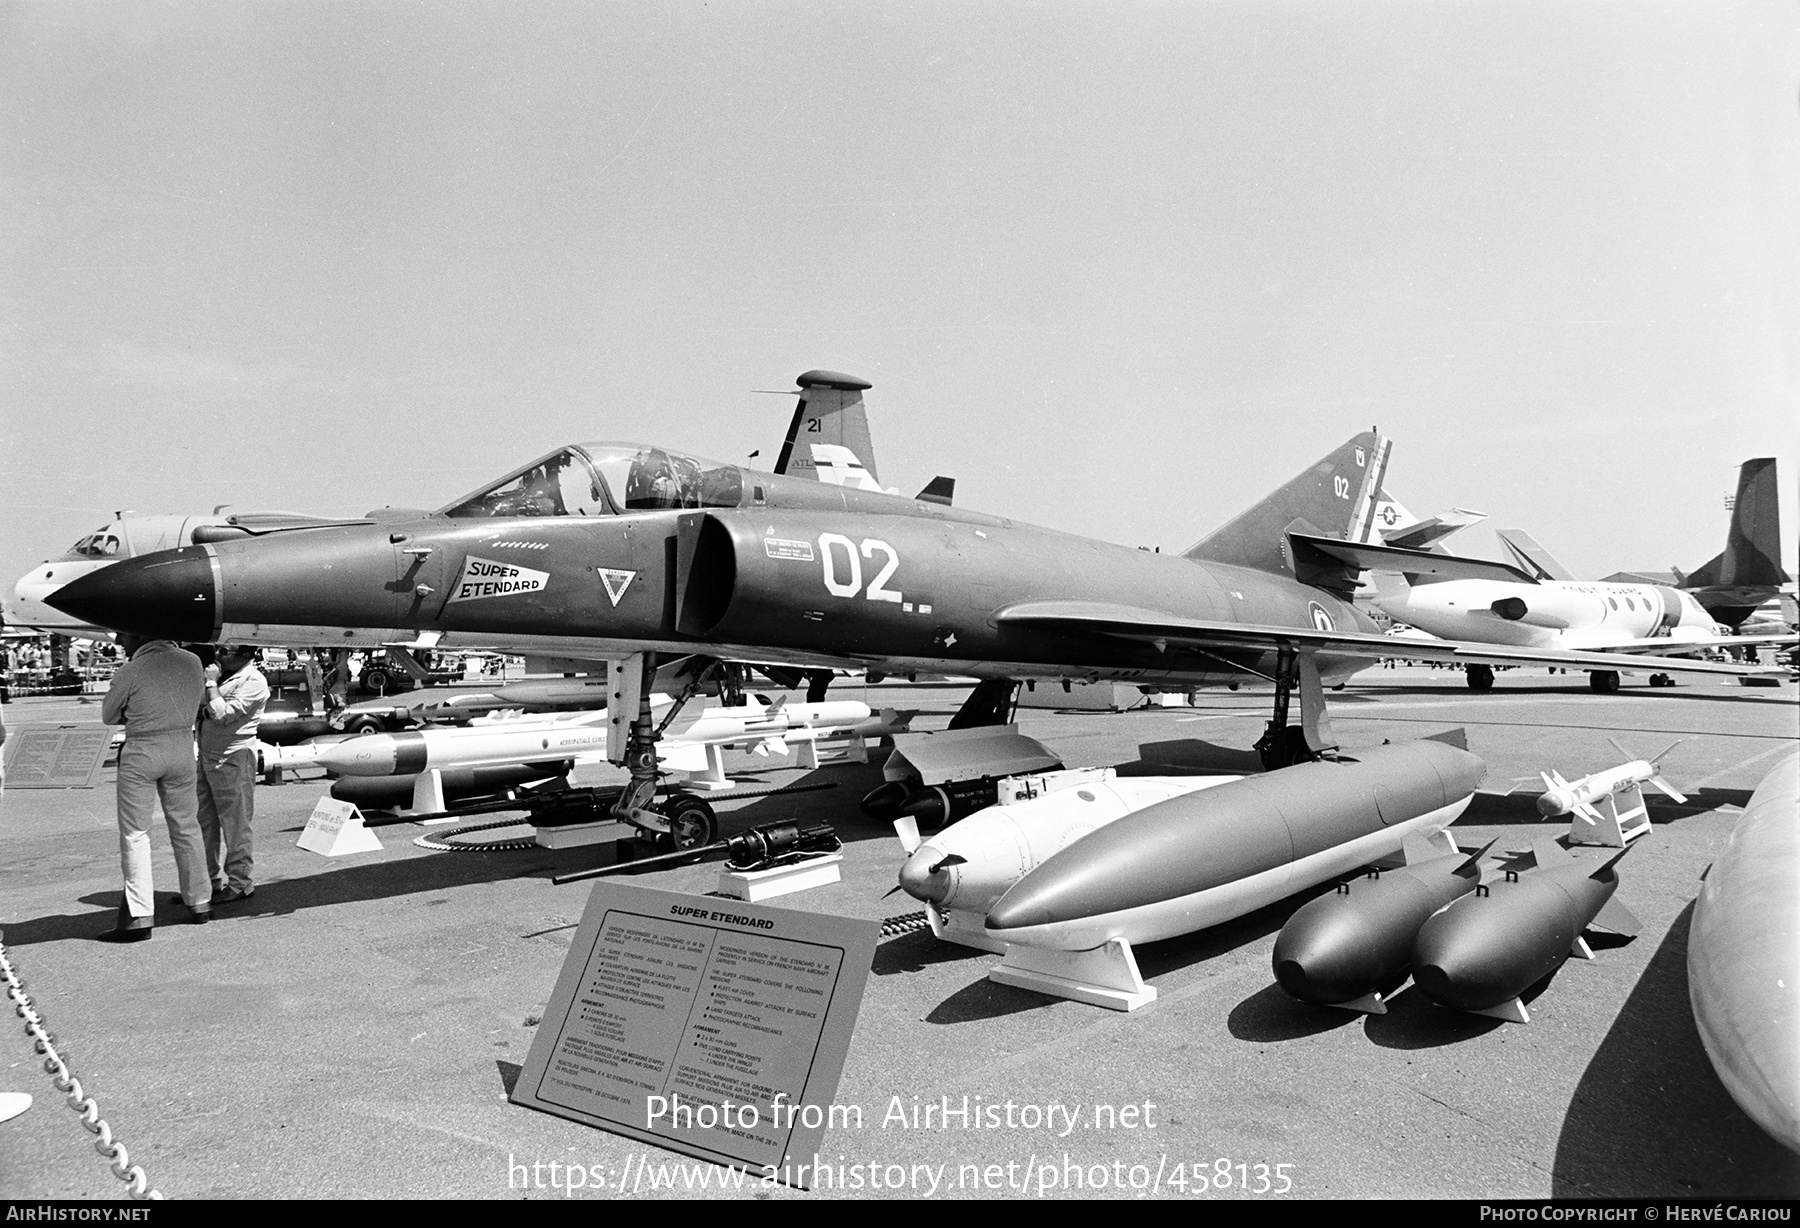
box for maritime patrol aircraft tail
[773,369,884,490]
[1182,431,1389,591]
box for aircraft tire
[1589,670,1621,694]
[656,794,718,853]
[1466,664,1495,691]
[342,715,383,735]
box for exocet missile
[1272,836,1493,1014]
[984,737,1485,953]
[1410,834,1639,1024]
[1534,741,1685,849]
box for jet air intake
[1489,597,1528,621]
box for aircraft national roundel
[1308,601,1335,632]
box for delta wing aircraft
[50,406,1780,840]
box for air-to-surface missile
[1410,834,1639,1023]
[983,736,1485,954]
[896,767,1243,951]
[1272,835,1492,1013]
[1687,747,1799,1153]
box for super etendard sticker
[448,556,550,603]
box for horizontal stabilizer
[1289,532,1540,585]
[1381,507,1487,551]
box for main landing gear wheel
[1649,673,1675,688]
[1465,664,1495,691]
[1589,670,1621,694]
[653,793,718,854]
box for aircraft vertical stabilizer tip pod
[1687,749,1800,1155]
[1410,836,1640,1025]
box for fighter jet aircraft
[48,414,1779,841]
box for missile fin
[1591,895,1641,938]
[1422,727,1468,751]
[1647,738,1684,767]
[1400,834,1439,866]
[1454,839,1497,879]
[1649,775,1688,804]
[1530,833,1573,868]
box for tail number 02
[1333,475,1351,499]
[818,534,903,603]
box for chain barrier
[0,930,163,1200]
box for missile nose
[45,547,217,641]
[1536,791,1570,818]
[897,849,951,904]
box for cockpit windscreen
[439,444,743,519]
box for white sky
[4,1,1797,590]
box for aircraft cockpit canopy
[70,528,122,558]
[439,444,744,519]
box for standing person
[197,643,268,905]
[99,635,209,941]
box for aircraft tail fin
[1717,458,1788,589]
[1183,432,1388,582]
[1496,529,1577,582]
[774,370,880,486]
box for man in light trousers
[198,643,268,904]
[100,635,209,941]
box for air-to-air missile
[895,766,1243,952]
[1534,739,1685,847]
[1271,835,1493,1013]
[983,736,1485,956]
[1410,834,1639,1024]
[1686,748,1798,1153]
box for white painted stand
[533,819,637,849]
[1332,990,1389,1016]
[715,852,842,901]
[989,938,1158,1011]
[673,743,736,791]
[408,769,459,823]
[1472,996,1531,1024]
[297,798,384,856]
[796,734,868,769]
[1566,784,1651,847]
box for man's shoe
[210,885,254,905]
[188,905,212,925]
[99,922,153,943]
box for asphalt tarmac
[2,666,1795,1201]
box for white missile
[896,768,1243,951]
[1536,739,1685,847]
[307,709,611,777]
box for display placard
[511,880,878,1187]
[2,726,114,789]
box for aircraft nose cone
[897,850,950,904]
[44,547,217,640]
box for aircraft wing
[1581,632,1799,658]
[1287,532,1541,584]
[992,601,1787,678]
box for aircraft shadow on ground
[1123,739,1265,776]
[871,928,989,978]
[1551,901,1800,1198]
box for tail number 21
[819,534,902,603]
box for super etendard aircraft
[49,401,1773,843]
